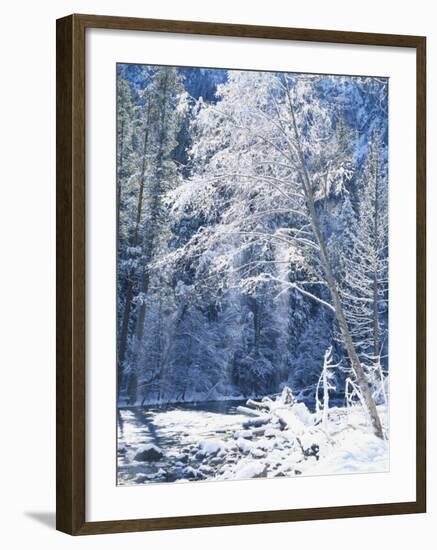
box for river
[117,400,249,485]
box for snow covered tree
[166,71,384,437]
[116,73,138,240]
[341,130,388,402]
[315,346,339,430]
[116,66,187,404]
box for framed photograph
[56,14,426,535]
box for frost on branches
[116,63,389,485]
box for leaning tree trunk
[285,83,384,438]
[307,186,383,438]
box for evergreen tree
[117,67,187,404]
[341,130,388,400]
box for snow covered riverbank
[117,389,388,485]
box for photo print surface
[116,63,389,486]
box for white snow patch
[250,447,266,459]
[198,438,225,456]
[234,460,267,479]
[305,431,388,475]
[236,437,253,453]
[234,429,253,439]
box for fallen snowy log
[242,416,272,429]
[236,405,265,417]
[246,399,271,411]
[234,426,268,439]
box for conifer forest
[116,64,389,485]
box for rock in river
[134,444,164,462]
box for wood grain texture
[56,13,426,535]
[56,14,86,534]
[73,13,423,47]
[415,36,427,514]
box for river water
[117,400,249,485]
[116,395,347,485]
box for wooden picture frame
[56,13,426,535]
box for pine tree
[122,67,187,405]
[341,130,388,400]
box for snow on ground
[198,438,226,456]
[117,394,388,485]
[306,431,388,475]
